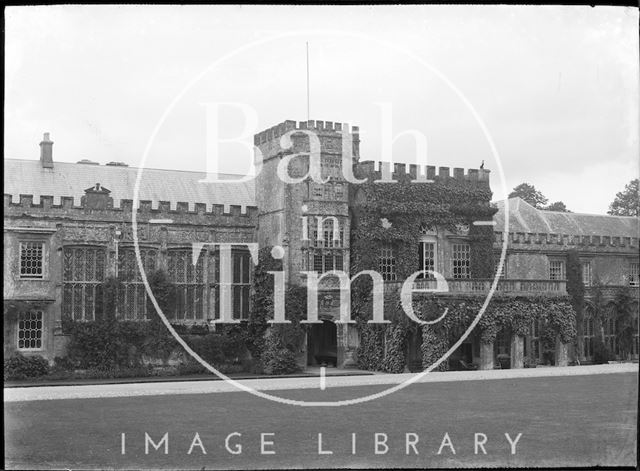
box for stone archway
[307,320,338,367]
[494,327,512,369]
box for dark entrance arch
[307,320,337,367]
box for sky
[4,5,639,214]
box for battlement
[4,193,258,219]
[495,230,639,249]
[254,119,359,146]
[356,160,490,182]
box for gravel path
[5,363,637,402]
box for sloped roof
[4,159,256,211]
[493,197,639,237]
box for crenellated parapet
[495,230,639,251]
[4,193,258,225]
[253,119,359,146]
[356,160,490,183]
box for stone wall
[494,230,639,287]
[4,192,258,362]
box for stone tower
[253,119,359,286]
[253,119,361,368]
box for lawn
[4,372,637,469]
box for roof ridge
[4,158,250,179]
[494,197,637,219]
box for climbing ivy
[614,287,636,359]
[417,295,576,371]
[566,249,585,353]
[349,174,497,280]
[247,247,282,360]
[251,248,307,374]
[349,173,498,373]
[352,289,577,373]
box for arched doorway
[494,327,511,368]
[307,320,337,367]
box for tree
[509,183,571,211]
[508,183,548,209]
[545,201,570,212]
[608,178,639,216]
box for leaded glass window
[168,249,205,321]
[452,243,470,279]
[549,259,565,280]
[232,250,251,320]
[310,252,343,274]
[581,261,592,286]
[418,241,436,279]
[378,244,397,281]
[117,248,157,320]
[17,310,43,350]
[62,246,106,321]
[20,242,44,279]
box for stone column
[297,333,308,370]
[339,324,359,369]
[555,336,569,367]
[510,335,524,369]
[480,342,494,370]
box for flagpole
[306,41,310,123]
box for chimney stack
[40,132,53,168]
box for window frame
[17,309,44,351]
[231,249,252,321]
[378,243,397,281]
[549,259,566,281]
[418,237,437,279]
[62,245,107,322]
[18,240,46,280]
[581,260,592,287]
[311,252,344,274]
[451,242,471,280]
[167,247,208,322]
[117,246,158,321]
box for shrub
[262,347,300,375]
[53,356,75,371]
[357,324,385,371]
[4,353,49,380]
[261,333,301,375]
[186,332,246,367]
[381,324,408,373]
[421,325,449,372]
[64,320,136,370]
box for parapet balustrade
[584,285,640,299]
[383,278,567,296]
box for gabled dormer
[81,183,113,210]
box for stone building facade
[4,123,639,369]
[493,197,639,364]
[4,134,257,362]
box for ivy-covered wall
[349,169,503,373]
[349,171,497,280]
[353,289,577,373]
